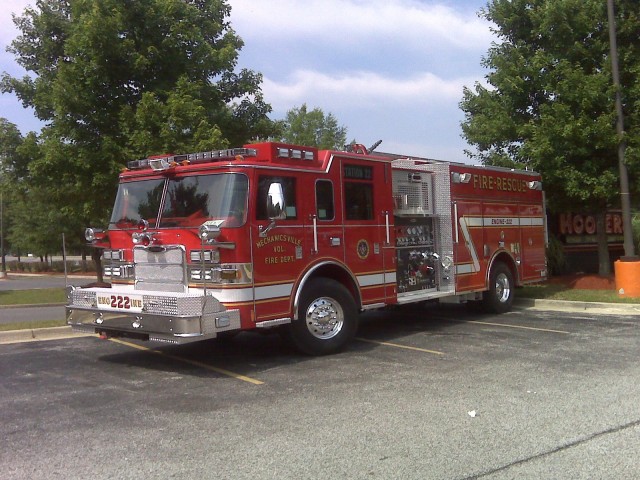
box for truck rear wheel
[288,278,358,355]
[482,262,514,314]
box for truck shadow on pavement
[95,303,479,379]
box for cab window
[256,175,297,220]
[316,180,334,221]
[344,164,374,221]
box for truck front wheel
[482,262,514,314]
[288,278,358,355]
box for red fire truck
[67,142,547,354]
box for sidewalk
[0,326,94,344]
[515,297,640,315]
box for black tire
[287,277,358,355]
[482,262,514,314]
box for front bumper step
[66,306,240,345]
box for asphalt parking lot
[2,304,640,479]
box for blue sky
[1,0,495,162]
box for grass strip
[0,288,66,306]
[0,319,67,332]
[519,284,636,303]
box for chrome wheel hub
[305,297,344,339]
[495,272,511,303]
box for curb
[514,298,640,315]
[0,326,94,344]
[0,273,96,279]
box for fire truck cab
[67,142,547,355]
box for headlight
[199,223,221,242]
[85,227,105,242]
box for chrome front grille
[133,245,187,292]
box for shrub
[546,234,569,276]
[633,213,640,253]
[4,259,96,274]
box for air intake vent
[392,170,434,215]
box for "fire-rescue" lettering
[473,174,528,193]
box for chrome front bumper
[66,287,240,344]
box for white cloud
[231,0,490,52]
[263,69,479,112]
[231,0,494,162]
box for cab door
[251,173,305,324]
[306,177,345,265]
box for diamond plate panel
[140,294,222,316]
[392,170,433,215]
[70,290,96,308]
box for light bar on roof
[127,148,257,170]
[128,158,150,169]
[277,148,315,160]
[188,148,257,164]
[149,157,173,171]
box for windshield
[109,174,248,229]
[110,178,164,228]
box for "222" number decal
[97,294,143,310]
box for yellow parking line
[356,337,444,355]
[459,320,570,334]
[109,338,264,385]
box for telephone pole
[0,190,5,278]
[607,0,636,259]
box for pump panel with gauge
[395,217,438,293]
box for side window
[344,164,374,220]
[316,180,334,221]
[256,175,297,220]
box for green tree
[460,0,640,276]
[278,104,347,150]
[0,126,71,266]
[6,132,83,263]
[0,118,26,271]
[2,0,275,277]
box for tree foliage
[0,118,25,266]
[1,0,275,262]
[460,0,640,275]
[0,119,76,261]
[460,0,640,213]
[277,104,347,150]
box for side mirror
[261,183,286,238]
[267,183,287,220]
